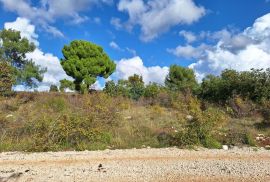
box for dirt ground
[0,148,269,182]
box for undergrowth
[0,92,268,152]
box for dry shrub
[227,97,256,117]
[16,92,37,104]
[23,113,111,151]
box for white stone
[6,114,13,118]
[186,115,194,121]
[222,145,229,150]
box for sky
[0,0,270,91]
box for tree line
[0,29,269,104]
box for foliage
[170,107,227,149]
[49,85,59,92]
[200,68,270,103]
[61,40,116,92]
[144,83,161,99]
[0,61,15,96]
[127,74,145,100]
[25,113,111,151]
[59,79,75,92]
[0,90,269,152]
[0,93,121,152]
[104,74,145,100]
[165,65,198,93]
[104,80,117,97]
[0,29,46,88]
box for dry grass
[0,92,268,152]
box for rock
[25,169,30,173]
[186,115,194,121]
[222,145,229,150]
[5,114,13,118]
[265,145,270,150]
[124,116,132,120]
[257,134,265,137]
[256,137,264,141]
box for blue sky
[0,0,270,90]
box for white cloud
[4,17,39,46]
[26,49,71,88]
[116,0,205,42]
[183,13,270,81]
[126,47,137,56]
[115,56,169,85]
[179,30,196,43]
[167,44,209,59]
[109,41,123,51]
[110,17,123,30]
[43,25,64,38]
[0,0,112,37]
[4,17,71,91]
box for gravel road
[0,148,269,182]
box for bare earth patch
[0,148,269,182]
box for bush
[221,129,256,146]
[226,97,255,118]
[244,133,256,147]
[45,97,67,112]
[200,68,270,103]
[261,108,270,123]
[166,107,227,148]
[24,113,111,151]
[202,136,222,149]
[0,61,15,96]
[49,85,59,92]
[144,83,161,99]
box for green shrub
[49,85,59,92]
[202,136,222,149]
[200,68,270,103]
[222,129,256,146]
[0,61,15,96]
[24,113,111,151]
[166,107,228,148]
[144,83,161,99]
[244,133,256,146]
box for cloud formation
[167,44,209,59]
[109,41,123,51]
[169,13,270,81]
[115,56,169,85]
[4,17,71,91]
[179,30,197,43]
[4,17,39,46]
[0,0,112,37]
[114,0,205,42]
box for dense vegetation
[0,29,45,96]
[0,29,269,152]
[61,40,116,93]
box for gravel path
[0,148,269,182]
